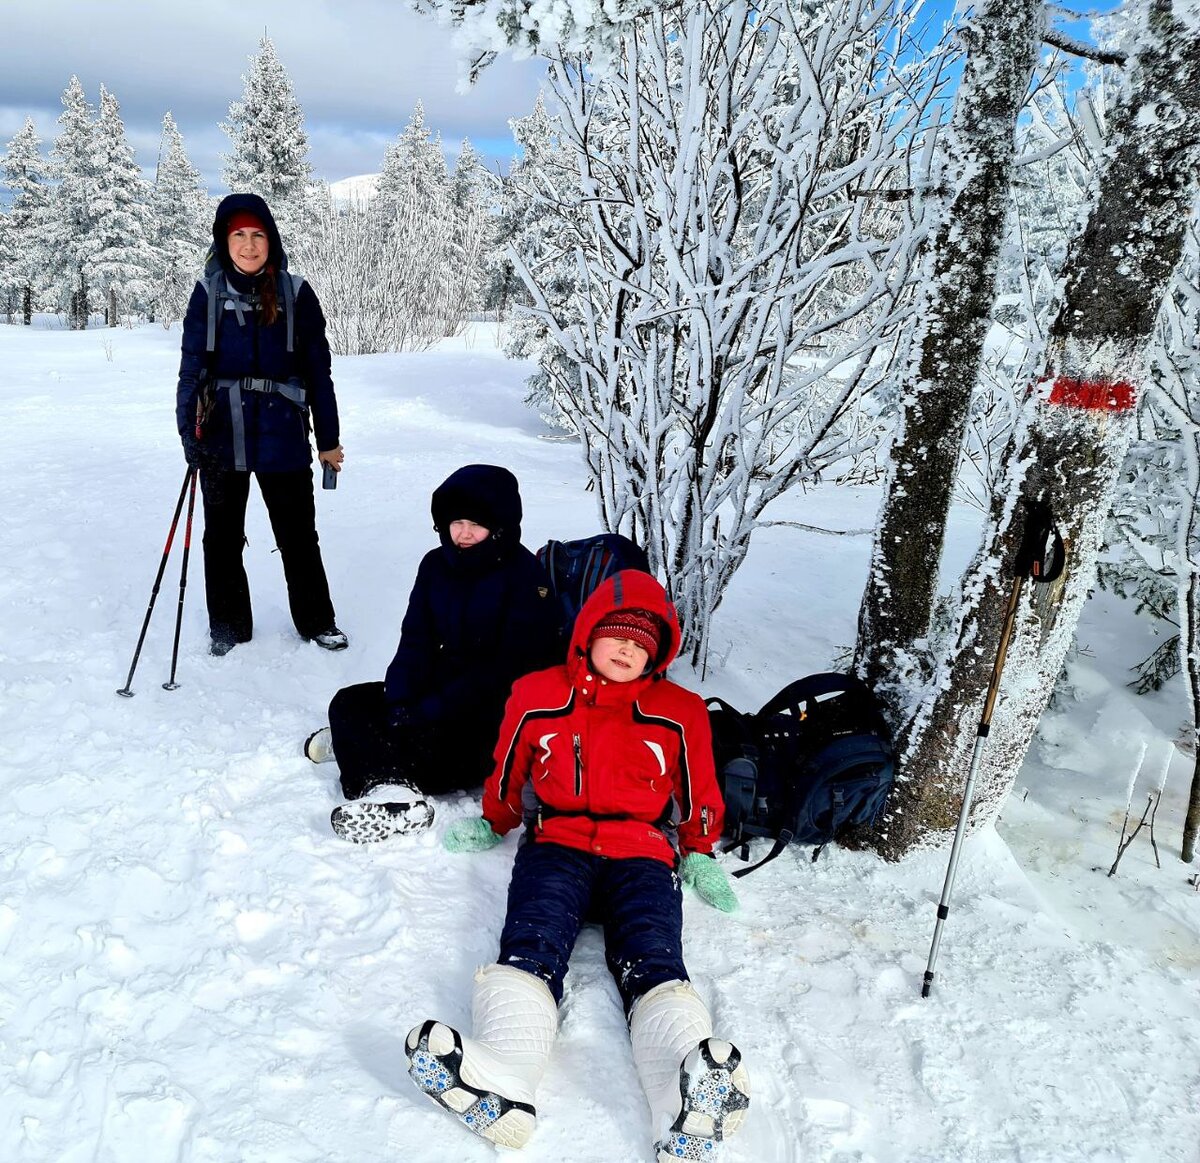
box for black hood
[209,193,287,278]
[431,464,523,549]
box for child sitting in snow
[405,569,750,1161]
[304,463,558,842]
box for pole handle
[1014,497,1064,582]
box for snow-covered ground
[1,318,1197,1163]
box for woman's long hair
[258,265,279,326]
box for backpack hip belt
[212,376,308,472]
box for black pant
[328,681,495,799]
[498,841,687,1012]
[199,465,335,645]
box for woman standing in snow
[176,193,347,657]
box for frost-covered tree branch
[505,0,947,665]
[1042,27,1128,65]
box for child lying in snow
[405,569,750,1160]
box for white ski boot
[304,727,335,764]
[630,979,750,1161]
[406,964,558,1148]
[330,782,434,842]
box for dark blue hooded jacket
[384,465,559,745]
[176,193,339,473]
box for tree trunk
[1183,572,1200,861]
[871,0,1200,859]
[22,283,32,326]
[71,271,89,331]
[855,0,1045,712]
[108,285,118,328]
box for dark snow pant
[498,840,687,1014]
[327,681,494,799]
[199,465,335,647]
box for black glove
[182,430,205,470]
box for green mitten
[681,852,739,913]
[443,817,502,854]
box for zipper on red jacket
[573,734,582,796]
[700,806,710,836]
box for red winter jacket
[481,570,723,866]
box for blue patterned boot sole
[405,1020,537,1148]
[655,1038,750,1161]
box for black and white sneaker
[304,727,335,764]
[331,785,434,842]
[655,1039,750,1162]
[309,626,349,651]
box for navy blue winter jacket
[176,193,339,473]
[384,465,559,745]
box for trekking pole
[921,497,1064,998]
[116,466,196,698]
[162,468,199,691]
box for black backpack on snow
[536,534,651,645]
[708,673,895,876]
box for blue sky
[0,0,547,192]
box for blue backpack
[707,673,895,875]
[536,534,651,646]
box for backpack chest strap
[205,272,297,354]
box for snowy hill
[328,173,379,206]
[1,319,1197,1162]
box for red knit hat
[589,608,663,657]
[226,210,265,235]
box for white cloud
[0,0,544,187]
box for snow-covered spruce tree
[501,92,584,430]
[504,0,945,664]
[377,102,448,215]
[448,139,496,327]
[481,169,530,324]
[368,103,466,340]
[303,104,485,349]
[150,113,211,325]
[0,213,13,323]
[47,76,102,329]
[91,86,156,326]
[876,0,1200,859]
[0,206,16,322]
[1,118,51,325]
[221,36,312,226]
[855,0,1046,707]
